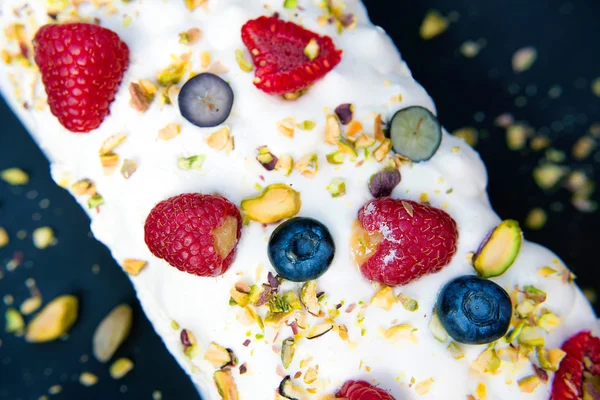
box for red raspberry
[241,16,342,95]
[144,194,242,277]
[336,380,395,400]
[351,198,458,286]
[33,23,129,133]
[551,330,600,400]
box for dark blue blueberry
[178,73,234,128]
[268,217,335,282]
[436,275,512,345]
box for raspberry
[335,380,395,400]
[351,198,458,286]
[241,16,342,95]
[33,23,129,133]
[144,194,242,277]
[551,330,600,400]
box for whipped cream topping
[1,1,598,399]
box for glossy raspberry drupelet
[352,198,458,286]
[241,16,342,95]
[33,23,129,133]
[144,194,242,277]
[551,330,600,400]
[335,380,395,400]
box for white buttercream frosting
[1,1,598,399]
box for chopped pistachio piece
[123,259,147,276]
[512,47,537,73]
[5,308,24,334]
[506,124,530,150]
[0,227,8,248]
[72,179,96,196]
[120,159,138,179]
[447,341,464,359]
[87,194,104,209]
[326,151,345,165]
[277,117,296,138]
[452,127,478,147]
[20,296,42,315]
[304,39,319,60]
[522,285,547,303]
[537,311,561,333]
[235,49,253,72]
[374,139,392,162]
[1,168,29,185]
[525,208,547,230]
[533,164,567,190]
[99,134,127,156]
[93,304,133,363]
[158,123,181,141]
[179,27,203,45]
[294,153,319,178]
[384,324,417,343]
[283,0,297,8]
[185,0,207,11]
[428,311,448,342]
[397,294,418,312]
[178,155,206,170]
[109,358,134,379]
[281,337,296,369]
[214,369,239,400]
[415,378,434,395]
[206,127,230,150]
[79,372,99,387]
[327,178,346,198]
[518,326,545,347]
[275,155,294,176]
[204,342,234,369]
[371,286,395,311]
[420,10,449,40]
[355,134,376,149]
[473,348,501,374]
[518,375,541,393]
[296,120,316,130]
[157,60,188,86]
[26,295,78,342]
[32,226,55,249]
[324,114,342,144]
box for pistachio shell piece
[241,184,301,224]
[26,295,78,342]
[473,220,523,278]
[307,323,334,339]
[93,304,133,362]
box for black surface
[1,1,599,399]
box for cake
[0,1,598,399]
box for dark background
[1,1,598,399]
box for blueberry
[268,217,335,282]
[436,275,512,345]
[178,73,234,128]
